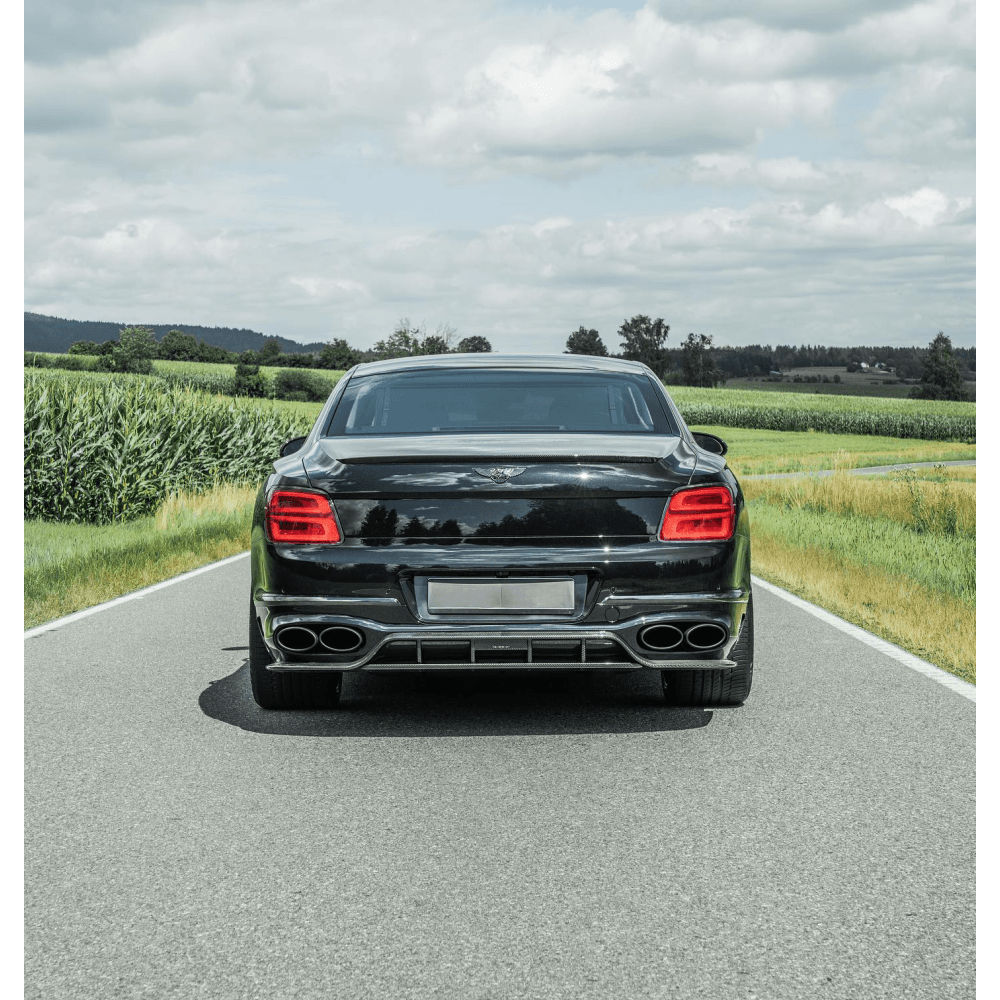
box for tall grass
[24,372,313,523]
[743,468,975,535]
[744,471,976,682]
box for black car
[249,354,752,709]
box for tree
[910,332,968,401]
[456,335,492,353]
[233,350,268,397]
[68,340,101,355]
[278,352,315,368]
[416,322,458,355]
[373,319,422,359]
[194,340,234,363]
[680,332,724,387]
[96,326,157,374]
[418,335,451,356]
[565,327,608,356]
[272,369,334,402]
[317,338,358,370]
[617,315,669,376]
[158,329,200,361]
[256,338,283,365]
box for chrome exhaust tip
[684,623,728,650]
[319,626,365,653]
[274,625,319,653]
[638,624,685,651]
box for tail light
[659,486,735,541]
[266,490,342,544]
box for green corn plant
[25,373,313,524]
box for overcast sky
[24,0,975,352]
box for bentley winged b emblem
[474,466,527,485]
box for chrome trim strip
[258,593,400,606]
[598,589,745,605]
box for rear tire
[249,605,343,710]
[661,596,753,707]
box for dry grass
[155,482,259,529]
[25,483,258,629]
[743,465,975,535]
[745,467,976,684]
[749,530,976,684]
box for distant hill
[24,312,326,355]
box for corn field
[675,401,974,441]
[669,385,975,441]
[24,373,314,523]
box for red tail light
[266,490,342,544]
[659,486,735,541]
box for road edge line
[24,551,251,639]
[751,574,975,703]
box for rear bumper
[253,600,748,672]
[251,524,751,672]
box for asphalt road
[25,558,975,1000]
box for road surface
[25,558,975,999]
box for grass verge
[24,484,256,629]
[693,425,976,476]
[743,471,975,683]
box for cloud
[653,0,933,33]
[25,1,973,179]
[24,185,974,348]
[23,1,975,350]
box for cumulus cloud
[23,0,975,348]
[26,0,973,178]
[24,184,974,348]
[652,0,917,32]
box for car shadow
[199,658,713,737]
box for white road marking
[23,551,251,639]
[752,574,975,703]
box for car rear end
[249,357,751,706]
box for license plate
[426,579,575,614]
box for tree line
[63,320,492,370]
[564,318,972,400]
[53,315,972,402]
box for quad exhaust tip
[638,624,684,651]
[274,625,319,653]
[319,626,365,652]
[638,621,728,652]
[684,623,728,650]
[274,625,365,654]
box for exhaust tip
[274,625,319,652]
[639,624,684,651]
[319,626,365,653]
[685,623,728,650]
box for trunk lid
[302,434,701,540]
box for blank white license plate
[427,579,575,613]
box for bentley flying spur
[250,354,753,709]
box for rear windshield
[325,369,676,436]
